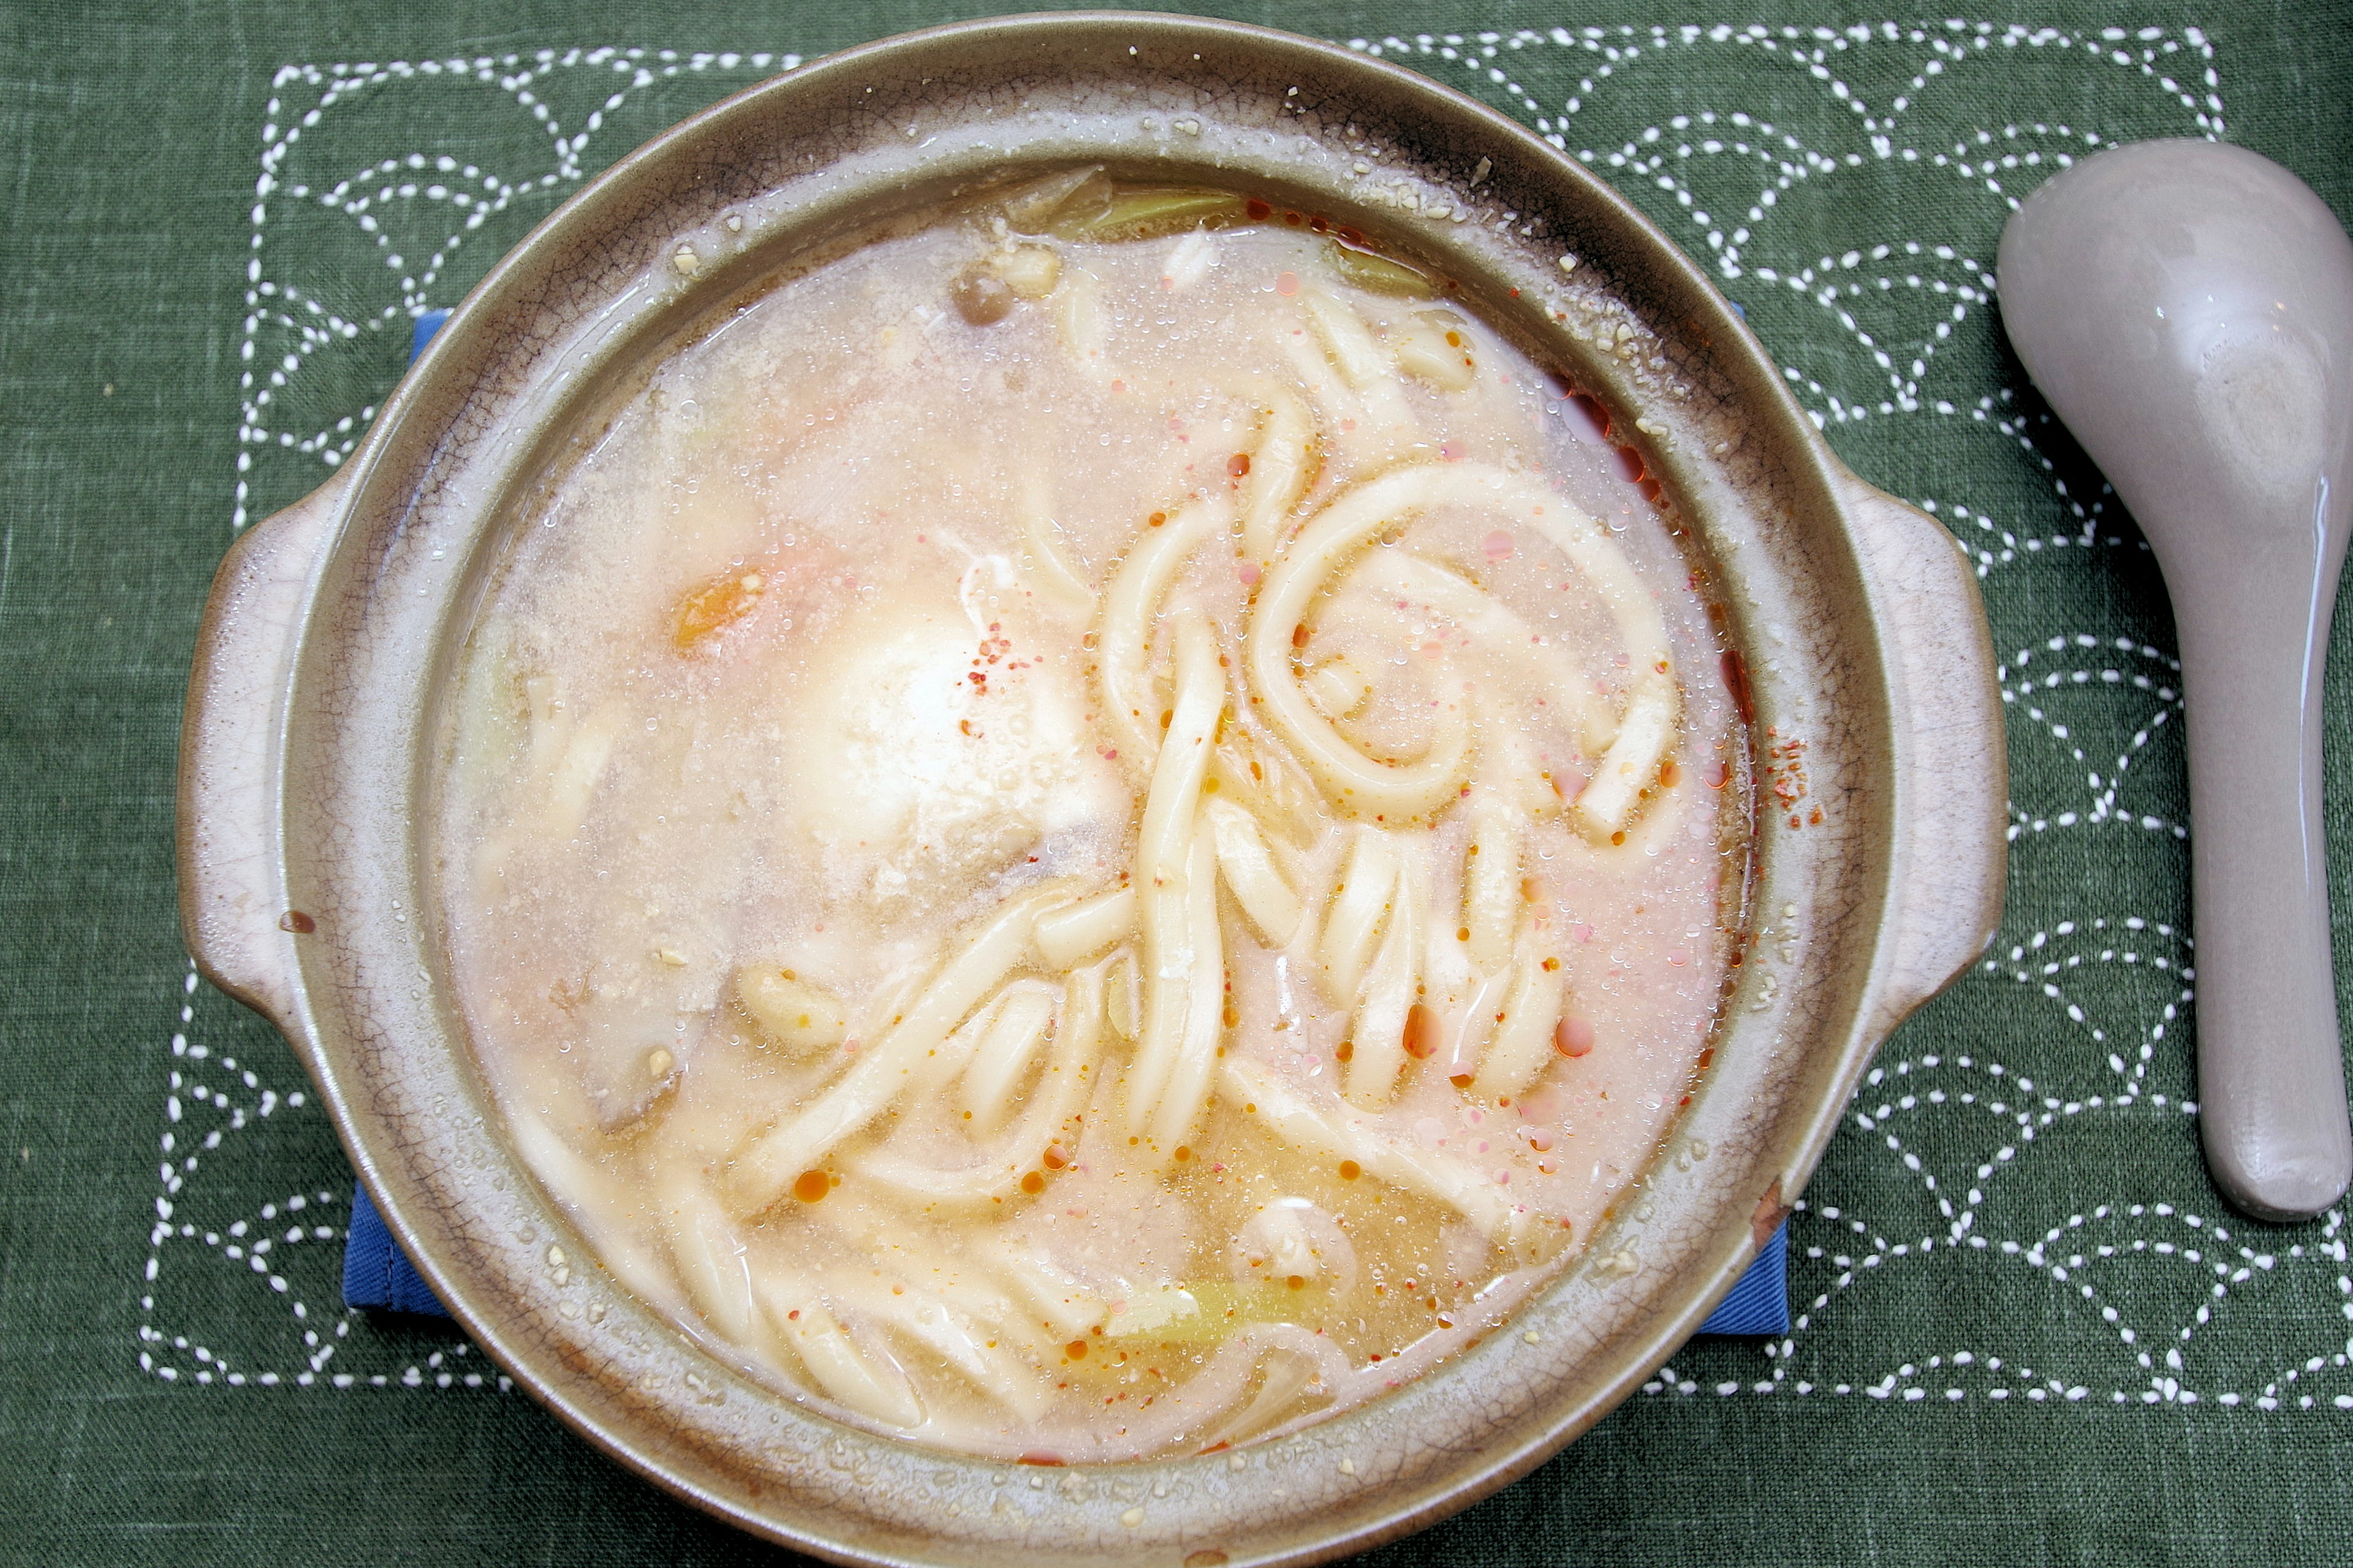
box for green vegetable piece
[1050,187,1251,242]
[1001,165,1107,232]
[1324,240,1439,298]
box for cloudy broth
[434,172,1751,1461]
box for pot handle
[1835,469,2008,1032]
[176,474,351,1027]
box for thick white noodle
[911,990,1001,1097]
[655,1160,762,1347]
[1447,968,1510,1079]
[1347,549,1616,751]
[1104,946,1142,1041]
[1387,309,1476,392]
[1300,290,1385,386]
[1344,843,1423,1108]
[1146,826,1226,1151]
[1461,792,1525,976]
[751,1271,925,1430]
[542,703,623,841]
[522,673,564,775]
[1475,911,1567,1099]
[1015,468,1097,618]
[727,881,1078,1213]
[1204,796,1304,946]
[1161,229,1219,292]
[1246,469,1480,818]
[1126,615,1226,1142]
[849,964,1104,1210]
[1483,714,1568,820]
[830,1274,1054,1423]
[1222,1055,1518,1238]
[1055,262,1110,376]
[1095,496,1228,776]
[1254,461,1677,821]
[1305,654,1373,719]
[1318,825,1397,1005]
[1299,289,1410,431]
[1571,671,1679,838]
[1210,729,1323,846]
[987,1243,1106,1341]
[1033,885,1137,969]
[1188,1330,1348,1451]
[509,1108,626,1218]
[1275,324,1360,440]
[957,977,1058,1133]
[1239,388,1314,563]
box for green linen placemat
[4,3,2352,1563]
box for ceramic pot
[178,14,2004,1565]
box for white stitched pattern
[168,24,2353,1415]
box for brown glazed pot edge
[177,14,2006,1567]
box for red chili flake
[1720,649,1754,724]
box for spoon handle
[2177,539,2353,1220]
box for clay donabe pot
[180,14,2003,1566]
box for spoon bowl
[1999,138,2353,1221]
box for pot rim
[180,13,2005,1566]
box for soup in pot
[434,170,1752,1461]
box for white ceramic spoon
[1999,140,2353,1220]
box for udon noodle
[434,170,1752,1461]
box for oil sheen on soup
[436,172,1752,1462]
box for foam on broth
[434,172,1752,1461]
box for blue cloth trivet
[343,1182,453,1316]
[1697,1220,1788,1335]
[341,306,1792,1337]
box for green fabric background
[6,2,2353,1562]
